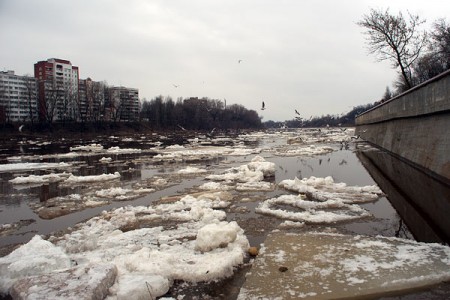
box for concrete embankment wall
[355,70,450,184]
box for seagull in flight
[238,59,243,64]
[295,109,300,115]
[177,124,186,131]
[173,84,180,88]
[261,101,266,110]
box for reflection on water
[356,144,450,245]
[0,132,444,252]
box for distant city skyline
[1,0,448,121]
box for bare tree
[23,75,38,125]
[381,86,392,101]
[358,8,428,89]
[40,82,59,124]
[430,18,450,70]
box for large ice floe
[9,172,72,185]
[64,172,121,184]
[206,155,275,184]
[239,231,450,299]
[153,145,261,162]
[0,192,249,299]
[256,176,383,224]
[0,162,71,173]
[274,145,335,157]
[279,176,383,204]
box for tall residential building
[105,86,139,122]
[34,58,79,122]
[0,70,38,123]
[78,78,106,122]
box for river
[0,128,449,299]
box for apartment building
[0,70,37,123]
[78,78,106,122]
[104,86,139,122]
[34,58,79,122]
[1,58,140,123]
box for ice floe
[70,143,104,152]
[177,166,207,174]
[9,172,72,185]
[256,194,371,224]
[106,146,142,154]
[275,145,335,156]
[99,157,112,163]
[279,176,383,203]
[64,172,121,184]
[0,162,71,173]
[0,192,249,299]
[206,155,275,183]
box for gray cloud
[1,0,446,121]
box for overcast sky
[1,0,448,121]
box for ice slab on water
[280,176,383,204]
[10,263,117,300]
[0,192,249,298]
[238,232,450,299]
[0,162,71,173]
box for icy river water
[0,128,449,299]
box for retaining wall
[355,70,450,184]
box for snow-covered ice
[64,172,121,184]
[256,194,371,224]
[206,155,275,183]
[177,166,207,174]
[0,192,249,299]
[9,172,72,185]
[279,176,383,204]
[0,162,71,173]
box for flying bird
[19,124,24,132]
[177,124,186,131]
[173,84,180,88]
[238,59,243,63]
[295,109,300,115]
[261,101,266,110]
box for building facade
[78,78,106,122]
[0,70,38,123]
[34,58,79,122]
[105,86,139,122]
